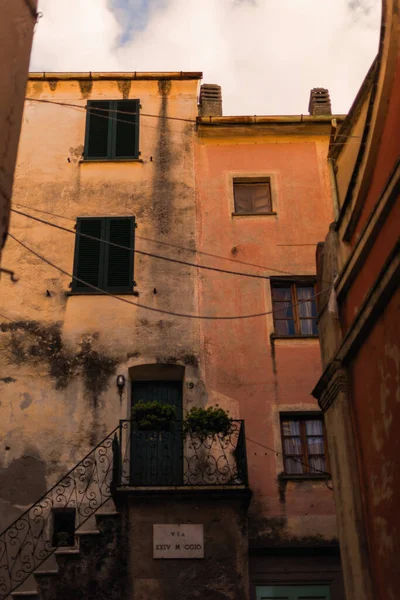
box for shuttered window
[72,217,135,293]
[84,100,140,160]
[233,178,272,214]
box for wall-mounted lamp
[116,375,126,391]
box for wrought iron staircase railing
[0,419,248,598]
[0,426,121,599]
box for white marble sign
[153,524,204,559]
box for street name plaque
[153,524,204,559]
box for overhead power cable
[25,96,362,143]
[0,303,333,479]
[245,436,331,479]
[13,202,317,277]
[0,307,332,481]
[25,97,196,124]
[11,208,268,280]
[8,232,332,321]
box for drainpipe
[328,158,340,222]
[328,118,340,221]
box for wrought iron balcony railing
[0,419,248,598]
[115,419,248,487]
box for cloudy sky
[31,0,381,115]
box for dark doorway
[130,381,183,485]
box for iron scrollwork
[0,419,247,598]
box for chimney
[308,88,332,116]
[198,84,222,117]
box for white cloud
[31,0,381,114]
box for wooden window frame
[84,99,140,161]
[232,177,274,215]
[271,278,318,337]
[280,412,330,478]
[71,216,135,294]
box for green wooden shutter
[84,101,112,159]
[103,217,135,292]
[72,218,105,292]
[256,585,331,600]
[114,100,140,158]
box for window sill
[232,211,277,217]
[279,473,330,481]
[270,333,319,340]
[79,158,143,164]
[67,290,139,297]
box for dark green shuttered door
[130,381,183,486]
[256,585,331,600]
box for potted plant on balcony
[131,401,176,431]
[182,405,233,440]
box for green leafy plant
[183,406,232,439]
[131,401,176,431]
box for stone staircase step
[11,592,39,600]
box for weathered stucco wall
[0,75,202,530]
[195,127,339,548]
[118,490,250,600]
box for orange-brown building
[196,88,346,598]
[313,1,400,599]
[0,73,347,600]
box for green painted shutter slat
[72,218,105,291]
[104,217,135,292]
[85,101,111,159]
[114,99,140,158]
[256,586,330,600]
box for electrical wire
[0,302,332,483]
[246,436,331,478]
[25,97,196,124]
[11,208,269,280]
[12,202,319,278]
[25,96,362,143]
[7,232,332,321]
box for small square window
[233,178,272,214]
[84,100,140,160]
[280,415,329,476]
[271,280,318,336]
[72,216,135,294]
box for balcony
[113,419,248,488]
